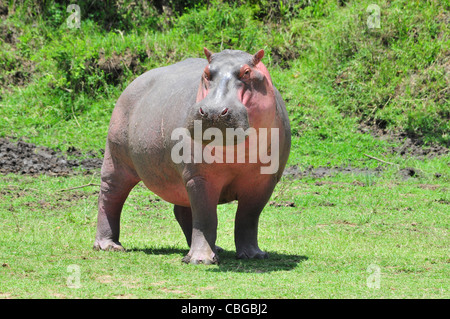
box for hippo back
[120,58,207,121]
[108,58,206,153]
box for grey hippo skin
[94,48,291,265]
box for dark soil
[0,137,102,176]
[358,122,449,158]
[94,48,145,85]
[1,136,384,179]
[0,132,446,180]
[282,164,383,179]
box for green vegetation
[1,0,448,152]
[0,0,448,299]
[1,170,448,298]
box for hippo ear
[252,49,265,66]
[204,47,213,63]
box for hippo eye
[240,68,251,80]
[203,67,211,81]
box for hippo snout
[197,102,232,123]
[193,103,235,139]
[193,100,246,128]
[199,106,229,119]
[187,101,250,146]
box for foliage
[0,0,448,299]
[1,0,448,150]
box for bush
[174,0,265,53]
[0,0,448,149]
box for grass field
[0,0,449,299]
[1,164,448,298]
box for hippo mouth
[187,117,251,146]
[185,97,250,146]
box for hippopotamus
[94,48,291,264]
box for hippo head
[187,48,277,146]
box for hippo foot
[182,252,219,265]
[93,239,126,252]
[236,247,269,260]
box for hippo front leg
[181,176,219,265]
[173,205,193,247]
[174,205,224,253]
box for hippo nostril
[199,107,206,117]
[220,108,229,116]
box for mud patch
[0,137,382,179]
[269,200,296,207]
[358,122,449,159]
[95,48,144,84]
[0,137,102,176]
[283,164,382,179]
[0,19,35,94]
[398,167,420,180]
[270,45,301,69]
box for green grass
[1,0,448,152]
[0,0,449,299]
[0,169,448,298]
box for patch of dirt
[417,184,443,191]
[0,137,383,179]
[0,19,35,95]
[0,57,35,90]
[95,48,144,83]
[269,200,296,207]
[435,198,450,205]
[283,164,383,179]
[333,220,357,227]
[398,167,420,180]
[358,122,449,159]
[270,45,301,69]
[0,137,102,176]
[0,22,18,45]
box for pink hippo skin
[94,48,291,264]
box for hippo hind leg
[94,147,139,252]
